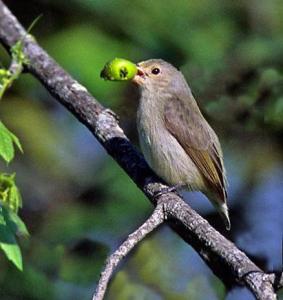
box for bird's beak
[132,65,146,85]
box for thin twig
[93,203,165,300]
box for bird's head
[133,59,188,94]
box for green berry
[100,58,137,81]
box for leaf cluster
[0,40,27,270]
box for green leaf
[5,208,29,237]
[0,122,14,163]
[9,131,23,153]
[0,206,23,270]
[0,121,23,163]
[0,173,23,213]
[8,185,22,213]
[0,206,6,226]
[0,240,23,271]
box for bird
[132,59,230,229]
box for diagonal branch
[0,2,280,299]
[93,203,165,300]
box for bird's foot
[153,185,182,199]
[104,108,119,121]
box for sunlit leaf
[0,240,23,271]
[8,185,22,213]
[0,121,14,163]
[9,130,23,153]
[0,121,22,163]
[0,173,22,213]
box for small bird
[132,59,230,229]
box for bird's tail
[205,192,231,230]
[218,202,231,230]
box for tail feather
[204,190,231,230]
[218,202,231,230]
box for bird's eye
[151,68,160,75]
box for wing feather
[164,96,227,202]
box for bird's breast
[137,97,204,189]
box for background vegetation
[0,1,282,299]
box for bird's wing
[164,96,227,202]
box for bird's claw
[153,186,178,199]
[104,108,119,121]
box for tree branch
[93,203,165,300]
[0,2,280,299]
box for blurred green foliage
[0,0,283,299]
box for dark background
[0,1,282,299]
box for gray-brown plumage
[132,59,230,229]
